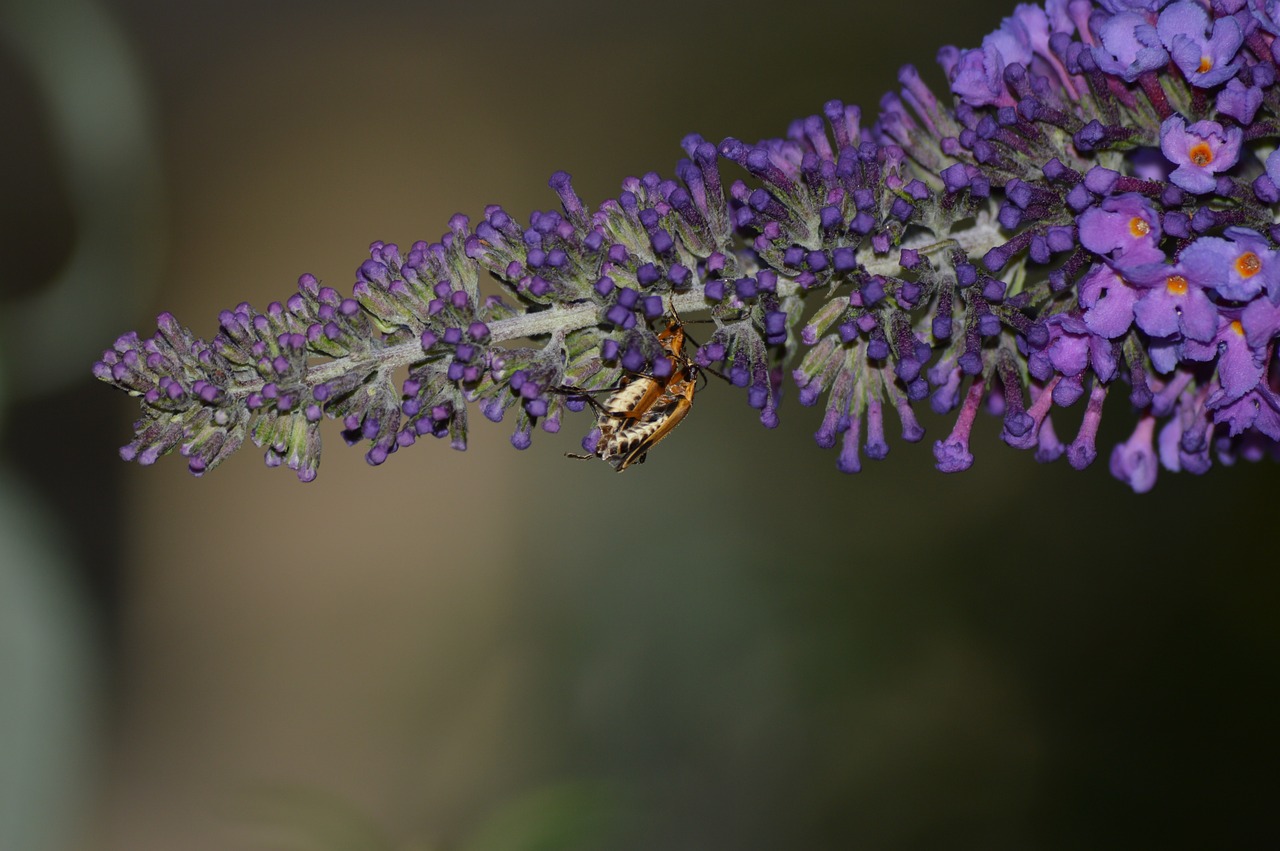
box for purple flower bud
[1065,183,1094,212]
[605,304,631,328]
[548,170,584,219]
[669,264,691,289]
[1084,168,1121,198]
[765,310,787,336]
[650,229,674,254]
[621,347,645,372]
[941,163,971,193]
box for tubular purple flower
[1110,414,1159,491]
[1066,381,1109,469]
[1029,314,1115,383]
[934,377,986,473]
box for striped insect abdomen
[599,373,695,471]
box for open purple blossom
[1216,77,1263,124]
[94,0,1280,492]
[1079,264,1139,339]
[1098,0,1171,12]
[1157,0,1244,87]
[1240,293,1280,347]
[1182,317,1265,400]
[1159,116,1243,193]
[1077,193,1164,270]
[1253,0,1280,35]
[1126,262,1220,343]
[1208,383,1280,438]
[1254,147,1280,202]
[941,44,1012,107]
[985,8,1038,70]
[1179,228,1280,301]
[1093,11,1168,80]
[1013,1,1074,59]
[1028,314,1119,390]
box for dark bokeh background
[2,0,1278,849]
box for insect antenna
[690,360,733,389]
[550,384,612,415]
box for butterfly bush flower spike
[94,0,1280,491]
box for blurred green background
[2,0,1279,849]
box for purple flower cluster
[95,0,1280,490]
[801,0,1280,491]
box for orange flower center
[1231,320,1245,336]
[1166,275,1188,295]
[1189,142,1214,167]
[1236,252,1261,278]
[1198,56,1213,74]
[1129,217,1150,238]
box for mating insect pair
[559,306,714,472]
